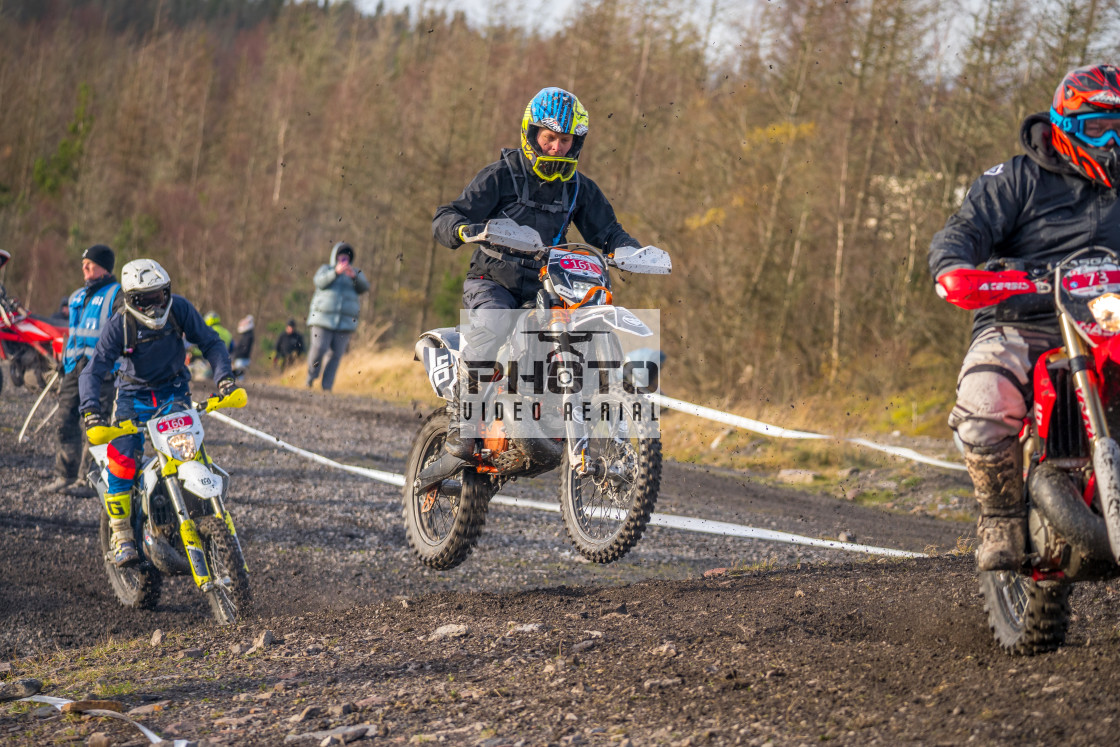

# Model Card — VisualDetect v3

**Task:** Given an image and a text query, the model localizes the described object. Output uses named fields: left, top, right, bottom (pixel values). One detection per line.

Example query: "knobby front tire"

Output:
left=198, top=515, right=251, bottom=626
left=980, top=570, right=1072, bottom=655
left=560, top=389, right=662, bottom=563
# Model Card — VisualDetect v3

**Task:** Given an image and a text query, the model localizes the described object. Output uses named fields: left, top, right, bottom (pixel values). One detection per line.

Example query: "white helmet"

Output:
left=121, top=259, right=173, bottom=329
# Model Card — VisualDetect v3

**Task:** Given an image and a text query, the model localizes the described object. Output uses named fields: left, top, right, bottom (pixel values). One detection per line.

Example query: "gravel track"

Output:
left=4, top=380, right=1119, bottom=745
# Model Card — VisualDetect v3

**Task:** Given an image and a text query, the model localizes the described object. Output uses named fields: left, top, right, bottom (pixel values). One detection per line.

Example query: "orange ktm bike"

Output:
left=404, top=220, right=671, bottom=570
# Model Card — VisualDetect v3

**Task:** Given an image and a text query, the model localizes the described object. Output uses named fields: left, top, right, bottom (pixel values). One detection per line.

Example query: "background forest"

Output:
left=2, top=0, right=1120, bottom=420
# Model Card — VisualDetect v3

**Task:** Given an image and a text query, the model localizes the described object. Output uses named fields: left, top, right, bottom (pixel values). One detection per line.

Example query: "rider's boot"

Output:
left=104, top=491, right=139, bottom=568
left=964, top=437, right=1026, bottom=572
left=444, top=360, right=477, bottom=461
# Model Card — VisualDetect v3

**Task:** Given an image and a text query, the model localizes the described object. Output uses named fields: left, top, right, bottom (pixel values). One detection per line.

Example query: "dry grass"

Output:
left=271, top=344, right=441, bottom=407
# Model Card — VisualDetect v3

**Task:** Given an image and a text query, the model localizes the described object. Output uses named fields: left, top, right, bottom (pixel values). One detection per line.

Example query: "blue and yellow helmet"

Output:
left=520, top=87, right=589, bottom=182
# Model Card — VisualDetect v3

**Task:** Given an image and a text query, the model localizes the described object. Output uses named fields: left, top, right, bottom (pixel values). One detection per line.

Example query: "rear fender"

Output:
left=415, top=329, right=460, bottom=400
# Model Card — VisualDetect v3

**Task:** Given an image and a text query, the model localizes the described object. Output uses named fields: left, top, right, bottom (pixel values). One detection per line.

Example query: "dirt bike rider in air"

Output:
left=431, top=86, right=651, bottom=465
left=929, top=63, right=1120, bottom=571
left=78, top=258, right=239, bottom=567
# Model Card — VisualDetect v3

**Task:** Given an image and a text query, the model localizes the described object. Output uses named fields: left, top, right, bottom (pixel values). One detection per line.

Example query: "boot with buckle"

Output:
left=104, top=492, right=139, bottom=568
left=444, top=361, right=477, bottom=461
left=964, top=437, right=1026, bottom=572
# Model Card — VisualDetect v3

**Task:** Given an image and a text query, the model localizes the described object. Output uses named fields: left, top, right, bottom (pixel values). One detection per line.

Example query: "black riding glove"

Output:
left=217, top=376, right=239, bottom=398
left=455, top=223, right=486, bottom=247
left=81, top=411, right=107, bottom=431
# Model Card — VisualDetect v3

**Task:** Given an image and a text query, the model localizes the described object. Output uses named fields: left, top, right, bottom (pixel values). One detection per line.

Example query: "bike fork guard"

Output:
left=178, top=518, right=212, bottom=589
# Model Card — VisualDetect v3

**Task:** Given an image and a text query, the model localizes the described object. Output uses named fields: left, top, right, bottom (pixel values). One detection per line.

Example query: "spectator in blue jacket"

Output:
left=79, top=258, right=237, bottom=567
left=45, top=244, right=122, bottom=496
left=305, top=242, right=369, bottom=392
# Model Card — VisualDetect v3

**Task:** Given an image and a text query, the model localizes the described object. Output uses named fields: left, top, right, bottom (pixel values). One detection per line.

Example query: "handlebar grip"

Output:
left=201, top=387, right=248, bottom=413
left=86, top=420, right=138, bottom=446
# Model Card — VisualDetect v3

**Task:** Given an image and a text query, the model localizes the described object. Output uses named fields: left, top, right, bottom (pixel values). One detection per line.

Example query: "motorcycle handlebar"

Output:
left=85, top=389, right=248, bottom=445
left=198, top=387, right=248, bottom=413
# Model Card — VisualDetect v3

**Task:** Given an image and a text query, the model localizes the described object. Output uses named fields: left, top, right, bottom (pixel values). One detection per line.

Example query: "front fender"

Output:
left=177, top=459, right=223, bottom=500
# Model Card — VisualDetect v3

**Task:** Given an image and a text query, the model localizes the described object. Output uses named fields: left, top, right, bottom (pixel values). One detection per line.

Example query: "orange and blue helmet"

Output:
left=1050, top=63, right=1120, bottom=188
left=520, top=87, right=589, bottom=182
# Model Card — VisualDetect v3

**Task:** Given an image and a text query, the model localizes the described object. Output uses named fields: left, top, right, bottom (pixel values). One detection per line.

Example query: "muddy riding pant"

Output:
left=948, top=326, right=1060, bottom=448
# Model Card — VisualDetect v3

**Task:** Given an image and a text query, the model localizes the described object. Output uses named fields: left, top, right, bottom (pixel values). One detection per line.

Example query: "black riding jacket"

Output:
left=928, top=112, right=1120, bottom=339
left=432, top=149, right=640, bottom=299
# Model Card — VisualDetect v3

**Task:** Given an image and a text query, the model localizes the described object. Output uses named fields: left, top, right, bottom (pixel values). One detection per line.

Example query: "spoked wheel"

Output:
left=402, top=410, right=491, bottom=570
left=99, top=500, right=161, bottom=609
left=197, top=515, right=251, bottom=625
left=560, top=392, right=661, bottom=563
left=980, top=570, right=1072, bottom=655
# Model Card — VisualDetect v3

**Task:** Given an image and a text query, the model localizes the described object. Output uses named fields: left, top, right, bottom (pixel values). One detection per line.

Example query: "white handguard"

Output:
left=467, top=218, right=546, bottom=255
left=611, top=245, right=672, bottom=275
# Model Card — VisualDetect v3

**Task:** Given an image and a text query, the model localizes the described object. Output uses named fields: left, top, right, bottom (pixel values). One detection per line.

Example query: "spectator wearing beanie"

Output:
left=45, top=244, right=123, bottom=496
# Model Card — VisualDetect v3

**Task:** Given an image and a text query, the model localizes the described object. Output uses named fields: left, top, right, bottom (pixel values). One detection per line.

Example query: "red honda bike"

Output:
left=958, top=247, right=1120, bottom=653
left=0, top=249, right=67, bottom=434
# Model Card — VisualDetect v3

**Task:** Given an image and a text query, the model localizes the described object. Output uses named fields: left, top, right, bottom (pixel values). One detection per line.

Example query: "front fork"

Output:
left=1060, top=315, right=1120, bottom=561
left=1060, top=315, right=1109, bottom=443
left=159, top=453, right=246, bottom=590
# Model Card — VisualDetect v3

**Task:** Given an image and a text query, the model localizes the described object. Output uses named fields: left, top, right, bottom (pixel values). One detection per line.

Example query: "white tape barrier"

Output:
left=491, top=495, right=924, bottom=558
left=210, top=411, right=406, bottom=487
left=208, top=412, right=926, bottom=559
left=650, top=393, right=967, bottom=472
left=19, top=695, right=187, bottom=746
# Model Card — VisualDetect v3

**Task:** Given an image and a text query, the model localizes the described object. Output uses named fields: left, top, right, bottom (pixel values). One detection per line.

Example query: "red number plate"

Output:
left=156, top=414, right=193, bottom=433
left=558, top=255, right=603, bottom=277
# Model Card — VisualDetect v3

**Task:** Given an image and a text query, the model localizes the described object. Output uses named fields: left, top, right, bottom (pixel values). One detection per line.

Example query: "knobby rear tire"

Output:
left=197, top=515, right=251, bottom=626
left=980, top=570, right=1072, bottom=655
left=99, top=505, right=161, bottom=610
left=402, top=410, right=490, bottom=571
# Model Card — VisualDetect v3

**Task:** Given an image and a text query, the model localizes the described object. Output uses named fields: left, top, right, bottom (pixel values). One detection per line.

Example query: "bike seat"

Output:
left=419, top=327, right=461, bottom=352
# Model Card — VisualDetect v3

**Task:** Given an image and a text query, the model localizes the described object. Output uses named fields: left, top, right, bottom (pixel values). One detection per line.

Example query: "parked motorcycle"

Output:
left=961, top=248, right=1120, bottom=653
left=404, top=219, right=671, bottom=570
left=86, top=388, right=251, bottom=624
left=0, top=249, right=66, bottom=399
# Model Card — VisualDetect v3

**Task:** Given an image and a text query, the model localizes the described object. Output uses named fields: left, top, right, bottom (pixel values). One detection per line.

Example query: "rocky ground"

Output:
left=2, top=379, right=1119, bottom=746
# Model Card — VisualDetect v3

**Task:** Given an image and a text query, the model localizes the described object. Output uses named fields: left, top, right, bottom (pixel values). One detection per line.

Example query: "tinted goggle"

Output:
left=128, top=288, right=169, bottom=311
left=532, top=155, right=579, bottom=182
left=1051, top=107, right=1120, bottom=147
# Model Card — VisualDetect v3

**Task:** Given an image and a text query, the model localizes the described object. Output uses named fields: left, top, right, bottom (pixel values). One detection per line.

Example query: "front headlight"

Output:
left=166, top=433, right=198, bottom=461
left=560, top=280, right=602, bottom=305
left=1089, top=293, right=1120, bottom=333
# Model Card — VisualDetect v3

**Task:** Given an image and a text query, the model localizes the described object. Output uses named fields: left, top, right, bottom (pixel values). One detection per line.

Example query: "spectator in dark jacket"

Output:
left=306, top=242, right=369, bottom=392
left=273, top=319, right=305, bottom=369
left=231, top=314, right=254, bottom=379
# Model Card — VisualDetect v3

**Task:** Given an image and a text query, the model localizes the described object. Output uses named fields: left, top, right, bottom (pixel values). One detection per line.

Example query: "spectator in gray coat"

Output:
left=306, top=242, right=370, bottom=391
